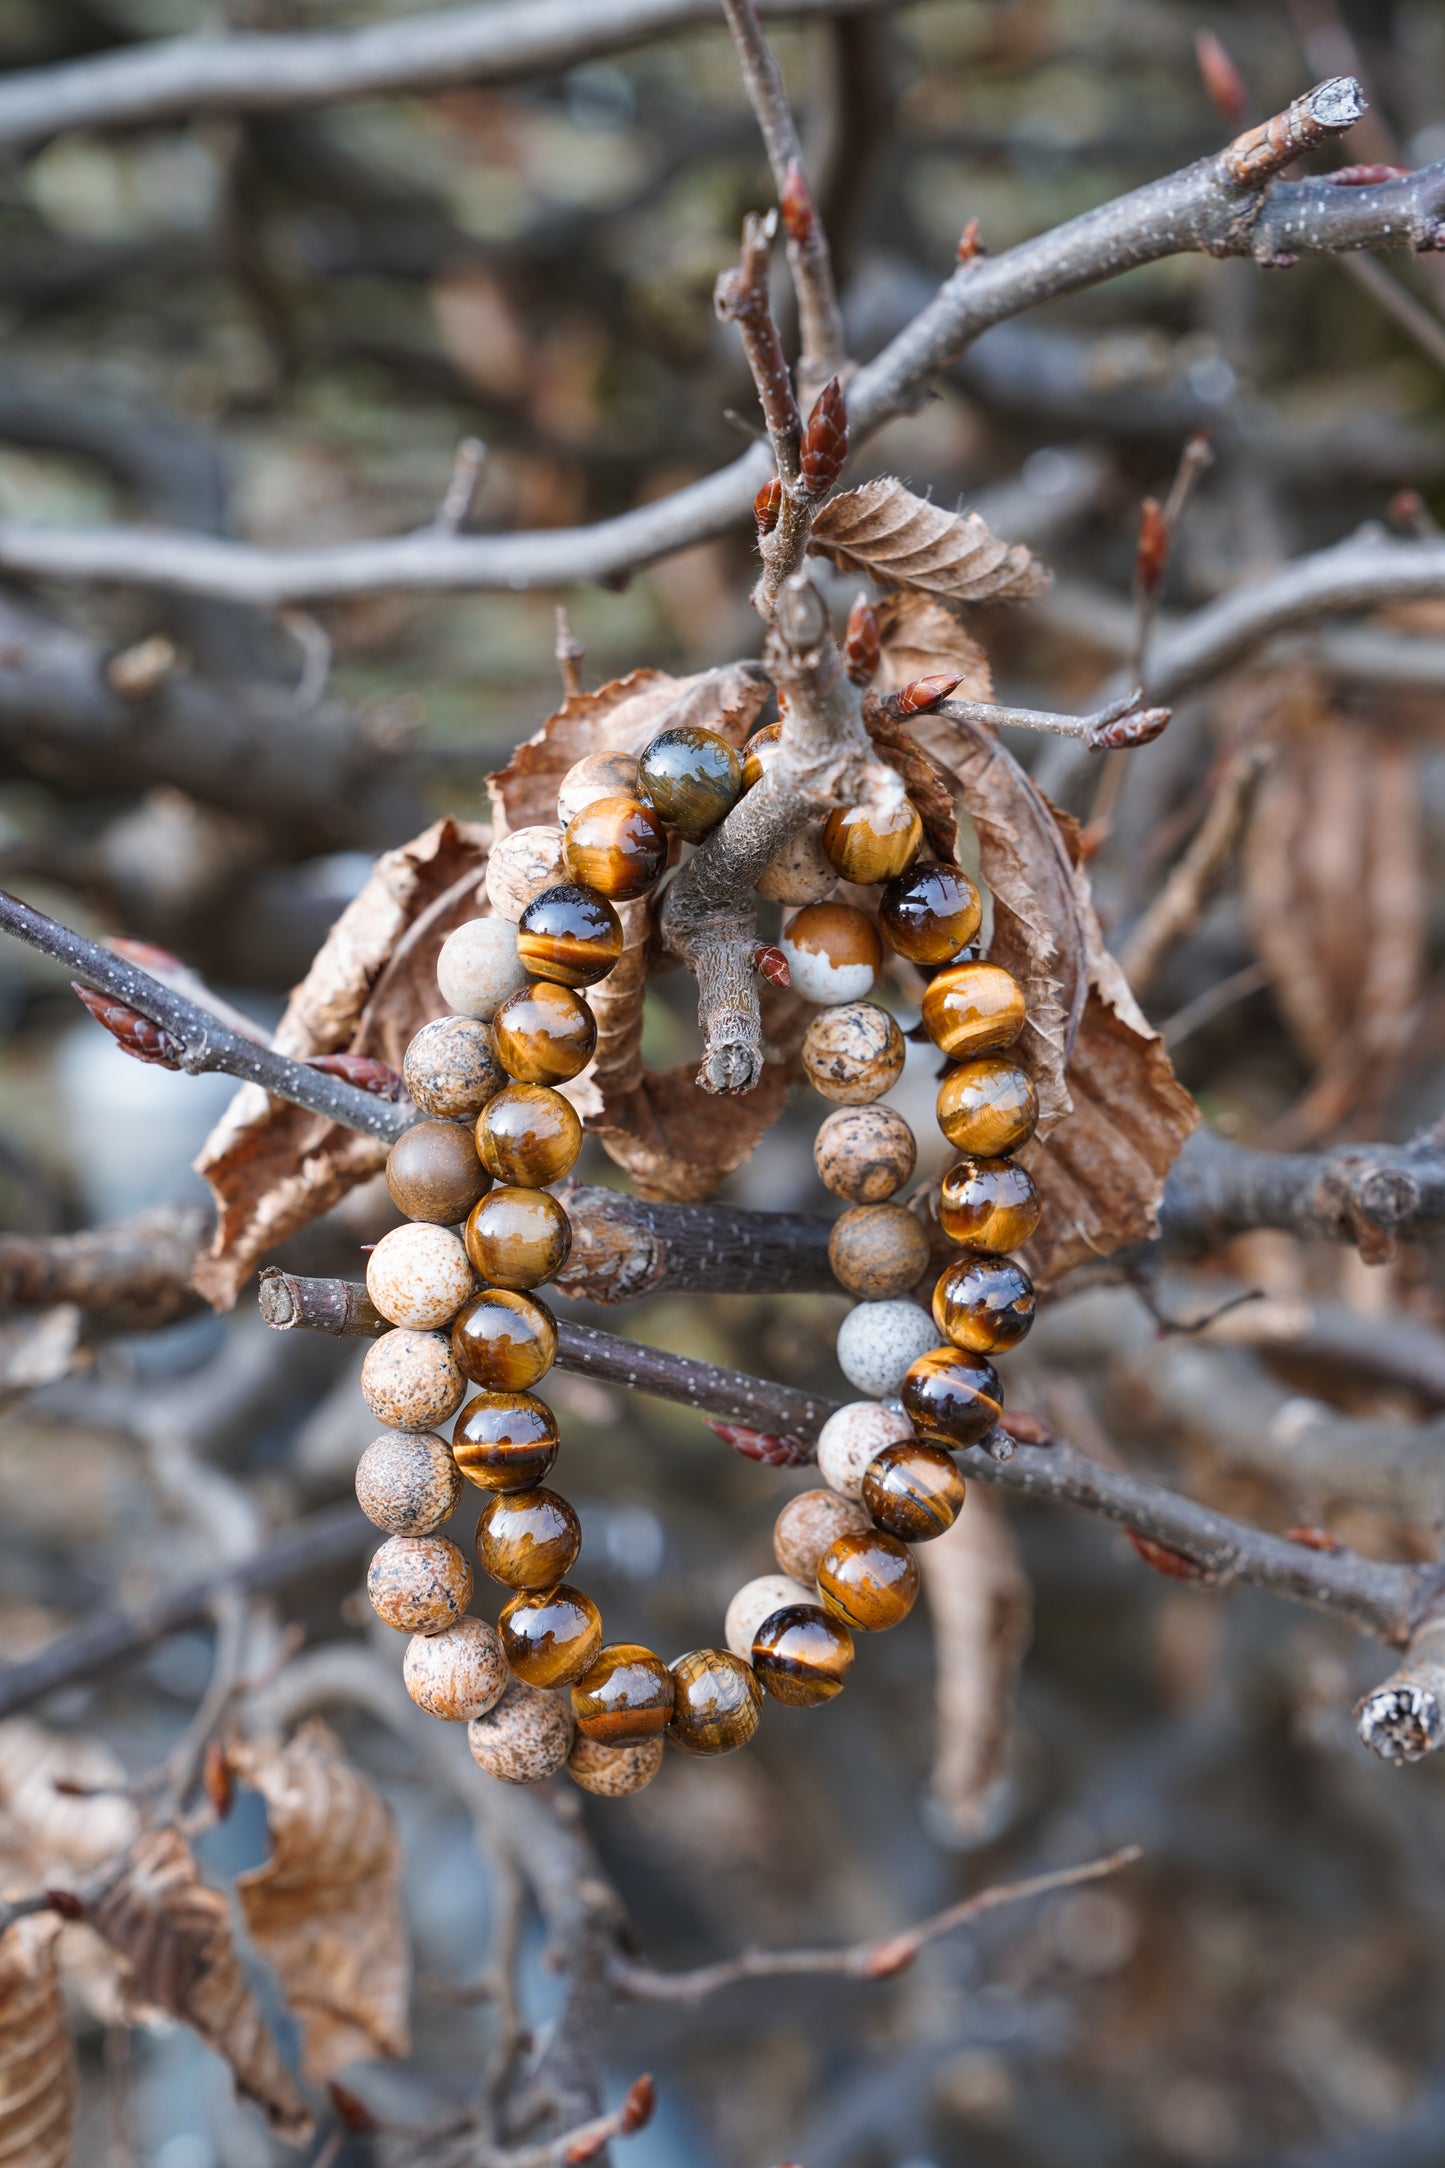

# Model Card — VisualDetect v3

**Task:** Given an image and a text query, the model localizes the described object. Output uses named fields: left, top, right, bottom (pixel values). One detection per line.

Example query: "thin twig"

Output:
left=931, top=688, right=1171, bottom=750
left=553, top=606, right=585, bottom=698
left=433, top=438, right=487, bottom=535
left=1159, top=962, right=1271, bottom=1049
left=1119, top=744, right=1271, bottom=995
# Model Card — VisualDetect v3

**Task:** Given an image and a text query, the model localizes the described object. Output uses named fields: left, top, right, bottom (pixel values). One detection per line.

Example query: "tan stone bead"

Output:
left=724, top=1573, right=814, bottom=1661
left=556, top=750, right=643, bottom=828
left=385, top=1119, right=490, bottom=1226
left=772, top=1488, right=870, bottom=1584
left=435, top=916, right=530, bottom=1023
left=361, top=1329, right=467, bottom=1432
left=814, top=1105, right=917, bottom=1202
left=828, top=1201, right=931, bottom=1300
left=403, top=1616, right=509, bottom=1720
left=468, top=1677, right=574, bottom=1784
left=814, top=1400, right=914, bottom=1501
left=355, top=1430, right=462, bottom=1535
left=403, top=1016, right=506, bottom=1122
left=485, top=826, right=568, bottom=921
left=567, top=1733, right=664, bottom=1798
left=801, top=1002, right=904, bottom=1104
left=367, top=1533, right=473, bottom=1634
left=755, top=823, right=837, bottom=906
left=366, top=1222, right=475, bottom=1331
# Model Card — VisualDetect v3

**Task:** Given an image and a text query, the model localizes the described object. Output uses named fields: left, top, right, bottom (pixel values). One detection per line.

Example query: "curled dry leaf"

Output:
left=918, top=1489, right=1032, bottom=1845
left=0, top=1718, right=138, bottom=2030
left=873, top=592, right=991, bottom=703
left=810, top=479, right=1049, bottom=606
left=0, top=1915, right=75, bottom=2168
left=91, top=1828, right=312, bottom=2143
left=230, top=1720, right=408, bottom=2083
left=192, top=817, right=490, bottom=1310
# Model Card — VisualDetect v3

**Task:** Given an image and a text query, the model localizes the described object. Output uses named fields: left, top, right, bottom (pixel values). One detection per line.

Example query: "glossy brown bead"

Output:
left=451, top=1288, right=557, bottom=1391
left=752, top=1604, right=854, bottom=1707
left=814, top=1105, right=917, bottom=1203
left=386, top=1119, right=490, bottom=1225
left=936, top=1056, right=1038, bottom=1158
left=667, top=1648, right=762, bottom=1756
left=562, top=795, right=668, bottom=900
left=828, top=1201, right=931, bottom=1300
left=879, top=862, right=982, bottom=965
left=933, top=1254, right=1036, bottom=1355
left=476, top=1486, right=581, bottom=1591
left=862, top=1440, right=967, bottom=1543
left=516, top=882, right=623, bottom=989
left=637, top=726, right=743, bottom=841
left=499, top=1582, right=603, bottom=1687
left=816, top=1528, right=920, bottom=1632
left=463, top=1186, right=572, bottom=1290
left=821, top=799, right=923, bottom=886
left=901, top=1344, right=1004, bottom=1449
left=938, top=1154, right=1042, bottom=1254
left=740, top=720, right=782, bottom=790
left=493, top=980, right=597, bottom=1086
left=475, top=1083, right=582, bottom=1188
left=921, top=962, right=1026, bottom=1062
left=571, top=1643, right=675, bottom=1747
left=452, top=1390, right=560, bottom=1492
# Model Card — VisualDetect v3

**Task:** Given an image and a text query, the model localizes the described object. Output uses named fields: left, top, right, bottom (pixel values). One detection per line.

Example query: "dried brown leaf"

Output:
left=0, top=1916, right=75, bottom=2168
left=918, top=1490, right=1031, bottom=1845
left=192, top=818, right=489, bottom=1309
left=91, top=1829, right=312, bottom=2142
left=864, top=705, right=959, bottom=861
left=873, top=593, right=993, bottom=701
left=0, top=1721, right=138, bottom=2031
left=586, top=1060, right=793, bottom=1203
left=230, top=1721, right=408, bottom=2084
left=811, top=479, right=1049, bottom=606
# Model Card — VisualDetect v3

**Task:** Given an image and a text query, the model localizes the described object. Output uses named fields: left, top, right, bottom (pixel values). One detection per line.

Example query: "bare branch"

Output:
left=0, top=1205, right=207, bottom=1332
left=1158, top=1122, right=1445, bottom=1263
left=931, top=688, right=1171, bottom=750
left=714, top=210, right=803, bottom=481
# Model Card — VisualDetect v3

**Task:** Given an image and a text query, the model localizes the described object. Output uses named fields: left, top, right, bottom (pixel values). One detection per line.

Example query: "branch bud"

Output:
left=753, top=944, right=791, bottom=988
left=1135, top=495, right=1169, bottom=597
left=780, top=157, right=817, bottom=248
left=702, top=1417, right=811, bottom=1467
left=754, top=476, right=782, bottom=537
left=1087, top=703, right=1172, bottom=752
left=844, top=594, right=880, bottom=685
left=1124, top=1529, right=1211, bottom=1581
left=956, top=216, right=986, bottom=265
left=1193, top=30, right=1248, bottom=123
left=73, top=983, right=186, bottom=1070
left=886, top=672, right=963, bottom=717
left=305, top=1052, right=403, bottom=1099
left=800, top=376, right=848, bottom=499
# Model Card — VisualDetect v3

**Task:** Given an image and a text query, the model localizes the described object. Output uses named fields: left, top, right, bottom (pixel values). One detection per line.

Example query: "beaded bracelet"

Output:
left=350, top=675, right=1039, bottom=1801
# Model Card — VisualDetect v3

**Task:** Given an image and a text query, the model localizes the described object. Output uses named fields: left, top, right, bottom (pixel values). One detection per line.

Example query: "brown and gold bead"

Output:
left=816, top=1528, right=920, bottom=1633
left=562, top=795, right=668, bottom=900
left=571, top=1643, right=676, bottom=1747
left=516, top=882, right=623, bottom=989
left=667, top=1648, right=762, bottom=1755
left=452, top=1390, right=560, bottom=1492
left=463, top=1186, right=572, bottom=1290
left=801, top=1000, right=904, bottom=1104
left=637, top=726, right=743, bottom=841
left=475, top=1083, right=582, bottom=1189
left=476, top=1485, right=582, bottom=1591
left=932, top=1254, right=1036, bottom=1355
left=556, top=749, right=643, bottom=828
left=740, top=720, right=782, bottom=790
left=879, top=861, right=983, bottom=965
left=451, top=1288, right=557, bottom=1392
left=386, top=1119, right=490, bottom=1225
left=938, top=1154, right=1041, bottom=1254
left=493, top=980, right=597, bottom=1086
left=861, top=1440, right=967, bottom=1543
left=901, top=1344, right=1003, bottom=1449
left=921, top=962, right=1027, bottom=1062
left=751, top=1605, right=854, bottom=1707
left=821, top=798, right=923, bottom=886
left=499, top=1582, right=603, bottom=1687
left=936, top=1055, right=1038, bottom=1158
left=813, top=1105, right=917, bottom=1203
left=828, top=1201, right=931, bottom=1301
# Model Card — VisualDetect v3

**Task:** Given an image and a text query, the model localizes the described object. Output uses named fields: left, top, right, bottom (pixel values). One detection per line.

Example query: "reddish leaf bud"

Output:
left=800, top=377, right=848, bottom=499
left=753, top=943, right=791, bottom=988
left=755, top=476, right=783, bottom=537
left=1124, top=1529, right=1210, bottom=1581
left=702, top=1417, right=811, bottom=1467
left=306, top=1051, right=403, bottom=1099
left=887, top=672, right=964, bottom=717
left=73, top=983, right=186, bottom=1070
left=620, top=2076, right=657, bottom=2135
left=46, top=1888, right=87, bottom=1920
left=999, top=1410, right=1054, bottom=1448
left=780, top=158, right=817, bottom=248
left=1285, top=1525, right=1343, bottom=1553
left=844, top=594, right=881, bottom=685
left=1087, top=704, right=1172, bottom=753
left=859, top=1935, right=917, bottom=1979
left=203, top=1740, right=235, bottom=1820
left=1324, top=163, right=1410, bottom=186
left=956, top=216, right=986, bottom=265
left=1135, top=495, right=1169, bottom=598
left=1194, top=29, right=1248, bottom=122
left=328, top=2083, right=379, bottom=2135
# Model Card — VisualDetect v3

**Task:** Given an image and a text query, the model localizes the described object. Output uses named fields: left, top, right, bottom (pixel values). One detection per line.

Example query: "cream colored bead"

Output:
left=724, top=1574, right=814, bottom=1661
left=436, top=916, right=529, bottom=1022
left=755, top=823, right=836, bottom=906
left=836, top=1300, right=936, bottom=1398
left=403, top=1617, right=509, bottom=1720
left=361, top=1329, right=466, bottom=1432
left=556, top=750, right=642, bottom=827
left=468, top=1676, right=574, bottom=1784
left=815, top=1401, right=915, bottom=1500
left=366, top=1223, right=474, bottom=1331
left=485, top=826, right=568, bottom=921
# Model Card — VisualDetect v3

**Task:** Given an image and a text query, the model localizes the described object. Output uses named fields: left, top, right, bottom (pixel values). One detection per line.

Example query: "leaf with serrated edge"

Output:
left=812, top=479, right=1049, bottom=605
left=873, top=593, right=992, bottom=699
left=0, top=1915, right=76, bottom=2168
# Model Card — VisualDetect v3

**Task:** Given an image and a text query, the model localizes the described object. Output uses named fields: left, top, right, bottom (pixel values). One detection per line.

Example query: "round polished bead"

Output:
left=452, top=1390, right=560, bottom=1492
left=476, top=1083, right=583, bottom=1188
left=485, top=824, right=568, bottom=921
left=740, top=720, right=782, bottom=790
left=556, top=750, right=643, bottom=829
left=463, top=1186, right=572, bottom=1290
left=668, top=1648, right=762, bottom=1756
left=516, top=882, right=623, bottom=989
left=755, top=822, right=836, bottom=906
left=828, top=1201, right=931, bottom=1301
left=567, top=1733, right=664, bottom=1797
left=752, top=1605, right=854, bottom=1706
left=571, top=1643, right=675, bottom=1747
left=386, top=1119, right=490, bottom=1226
left=922, top=961, right=1026, bottom=1061
left=638, top=726, right=743, bottom=841
left=817, top=1528, right=919, bottom=1632
left=879, top=862, right=983, bottom=965
left=356, top=1430, right=462, bottom=1535
left=477, top=1487, right=581, bottom=1591
left=781, top=903, right=882, bottom=1006
left=367, top=1533, right=472, bottom=1634
left=403, top=1616, right=508, bottom=1720
left=836, top=1299, right=936, bottom=1398
left=366, top=1222, right=474, bottom=1331
left=468, top=1676, right=573, bottom=1785
left=938, top=1154, right=1041, bottom=1254
left=772, top=1489, right=870, bottom=1585
left=814, top=1105, right=917, bottom=1203
left=862, top=1439, right=967, bottom=1542
left=361, top=1329, right=466, bottom=1432
left=403, top=1016, right=506, bottom=1122
left=499, top=1582, right=603, bottom=1687
left=451, top=1288, right=557, bottom=1391
left=815, top=1400, right=914, bottom=1501
left=802, top=1001, right=904, bottom=1104
left=822, top=799, right=923, bottom=886
left=901, top=1345, right=1004, bottom=1449
left=933, top=1254, right=1036, bottom=1355
left=493, top=981, right=597, bottom=1086
left=936, top=1056, right=1039, bottom=1158
left=724, top=1573, right=814, bottom=1662
left=435, top=916, right=530, bottom=1022
left=563, top=796, right=668, bottom=900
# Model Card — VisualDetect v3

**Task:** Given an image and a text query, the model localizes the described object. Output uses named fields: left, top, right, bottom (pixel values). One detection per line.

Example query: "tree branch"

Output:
left=0, top=1204, right=207, bottom=1331
left=932, top=688, right=1171, bottom=750
left=1357, top=1615, right=1445, bottom=1764
left=1158, top=1123, right=1445, bottom=1264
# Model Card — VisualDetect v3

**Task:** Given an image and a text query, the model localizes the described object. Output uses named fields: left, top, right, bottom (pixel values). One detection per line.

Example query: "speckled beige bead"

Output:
left=355, top=1430, right=461, bottom=1535
left=435, top=916, right=530, bottom=1022
left=403, top=1616, right=509, bottom=1720
left=556, top=749, right=642, bottom=827
left=773, top=1488, right=871, bottom=1585
left=755, top=823, right=837, bottom=906
left=828, top=1201, right=932, bottom=1300
left=724, top=1574, right=814, bottom=1661
left=814, top=1105, right=917, bottom=1203
left=403, top=1016, right=506, bottom=1122
left=815, top=1401, right=915, bottom=1501
left=366, top=1223, right=475, bottom=1331
left=485, top=826, right=568, bottom=921
left=367, top=1533, right=473, bottom=1634
left=361, top=1329, right=467, bottom=1432
left=468, top=1676, right=574, bottom=1784
left=566, top=1733, right=664, bottom=1798
left=802, top=1002, right=905, bottom=1104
